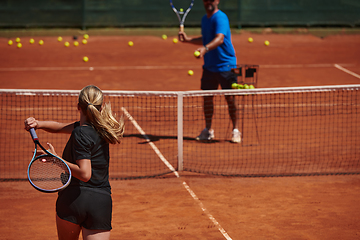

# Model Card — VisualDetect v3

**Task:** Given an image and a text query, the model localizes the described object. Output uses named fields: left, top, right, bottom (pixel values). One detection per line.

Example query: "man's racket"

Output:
left=169, top=0, right=194, bottom=41
left=27, top=128, right=71, bottom=193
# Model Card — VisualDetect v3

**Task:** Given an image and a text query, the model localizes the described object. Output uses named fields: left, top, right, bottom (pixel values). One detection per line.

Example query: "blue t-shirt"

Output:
left=201, top=10, right=237, bottom=72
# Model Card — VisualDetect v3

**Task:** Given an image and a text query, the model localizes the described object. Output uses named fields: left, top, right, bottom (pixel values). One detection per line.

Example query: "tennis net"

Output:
left=1, top=85, right=359, bottom=180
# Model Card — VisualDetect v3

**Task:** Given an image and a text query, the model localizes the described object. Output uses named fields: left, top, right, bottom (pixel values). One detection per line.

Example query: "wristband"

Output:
left=204, top=45, right=209, bottom=52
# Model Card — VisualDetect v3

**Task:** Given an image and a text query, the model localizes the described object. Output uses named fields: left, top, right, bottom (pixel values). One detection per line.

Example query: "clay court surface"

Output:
left=1, top=30, right=360, bottom=239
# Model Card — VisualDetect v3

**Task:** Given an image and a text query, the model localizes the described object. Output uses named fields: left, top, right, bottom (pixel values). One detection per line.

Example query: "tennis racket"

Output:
left=169, top=0, right=194, bottom=41
left=27, top=128, right=71, bottom=193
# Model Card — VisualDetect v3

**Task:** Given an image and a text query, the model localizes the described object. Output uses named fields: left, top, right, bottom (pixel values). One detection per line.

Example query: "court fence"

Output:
left=0, top=0, right=359, bottom=29
left=1, top=85, right=359, bottom=181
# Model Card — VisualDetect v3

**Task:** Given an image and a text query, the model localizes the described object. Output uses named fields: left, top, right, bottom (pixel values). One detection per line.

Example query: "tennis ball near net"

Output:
left=264, top=40, right=270, bottom=46
left=39, top=40, right=44, bottom=45
left=57, top=36, right=63, bottom=42
left=29, top=39, right=35, bottom=44
left=74, top=41, right=79, bottom=47
left=83, top=56, right=89, bottom=62
left=64, top=41, right=70, bottom=47
left=8, top=40, right=13, bottom=46
left=83, top=34, right=89, bottom=39
left=128, top=41, right=134, bottom=47
left=82, top=39, right=87, bottom=45
left=15, top=37, right=21, bottom=43
left=248, top=37, right=253, bottom=43
left=173, top=38, right=178, bottom=44
left=17, top=43, right=22, bottom=48
left=188, top=70, right=194, bottom=76
left=231, top=83, right=238, bottom=89
left=162, top=34, right=167, bottom=40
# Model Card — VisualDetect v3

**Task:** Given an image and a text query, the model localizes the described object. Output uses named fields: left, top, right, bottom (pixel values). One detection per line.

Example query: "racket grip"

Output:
left=179, top=25, right=185, bottom=42
left=29, top=128, right=39, bottom=141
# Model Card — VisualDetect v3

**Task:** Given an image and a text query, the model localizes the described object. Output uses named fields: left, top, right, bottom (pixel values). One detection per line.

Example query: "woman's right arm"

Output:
left=24, top=117, right=75, bottom=134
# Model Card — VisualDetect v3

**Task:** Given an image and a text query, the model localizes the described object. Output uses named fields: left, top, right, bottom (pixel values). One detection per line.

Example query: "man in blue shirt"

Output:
left=179, top=0, right=241, bottom=143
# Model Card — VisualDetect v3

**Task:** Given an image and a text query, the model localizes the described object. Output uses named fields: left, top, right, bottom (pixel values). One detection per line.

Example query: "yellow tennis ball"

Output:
left=83, top=34, right=89, bottom=39
left=8, top=40, right=13, bottom=46
left=162, top=34, right=167, bottom=40
left=188, top=70, right=194, bottom=76
left=194, top=51, right=200, bottom=57
left=74, top=41, right=79, bottom=46
left=128, top=41, right=134, bottom=47
left=57, top=36, right=63, bottom=42
left=82, top=39, right=87, bottom=44
left=29, top=38, right=35, bottom=44
left=64, top=41, right=70, bottom=47
left=39, top=40, right=44, bottom=45
left=173, top=38, right=178, bottom=44
left=180, top=8, right=184, bottom=12
left=264, top=40, right=270, bottom=46
left=231, top=83, right=238, bottom=89
left=83, top=56, right=89, bottom=62
left=17, top=43, right=22, bottom=48
left=248, top=37, right=253, bottom=43
left=15, top=37, right=21, bottom=43
left=249, top=85, right=255, bottom=89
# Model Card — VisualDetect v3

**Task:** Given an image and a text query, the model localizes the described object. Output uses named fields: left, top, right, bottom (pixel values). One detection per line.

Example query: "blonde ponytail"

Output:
left=79, top=85, right=125, bottom=144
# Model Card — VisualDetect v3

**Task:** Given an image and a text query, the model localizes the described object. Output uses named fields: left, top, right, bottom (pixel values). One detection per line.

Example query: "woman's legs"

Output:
left=82, top=228, right=110, bottom=240
left=56, top=214, right=81, bottom=240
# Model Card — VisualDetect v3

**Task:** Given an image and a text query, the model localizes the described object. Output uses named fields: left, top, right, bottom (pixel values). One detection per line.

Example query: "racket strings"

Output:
left=29, top=155, right=70, bottom=191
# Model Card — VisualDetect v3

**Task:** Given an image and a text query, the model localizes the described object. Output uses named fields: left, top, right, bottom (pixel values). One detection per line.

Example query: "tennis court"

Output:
left=1, top=29, right=360, bottom=239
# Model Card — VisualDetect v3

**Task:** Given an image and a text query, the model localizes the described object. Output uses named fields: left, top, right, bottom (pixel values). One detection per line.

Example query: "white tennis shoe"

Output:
left=231, top=129, right=241, bottom=143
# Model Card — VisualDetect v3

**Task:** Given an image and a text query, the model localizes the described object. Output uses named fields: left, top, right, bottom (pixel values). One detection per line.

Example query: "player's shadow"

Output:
left=123, top=134, right=220, bottom=144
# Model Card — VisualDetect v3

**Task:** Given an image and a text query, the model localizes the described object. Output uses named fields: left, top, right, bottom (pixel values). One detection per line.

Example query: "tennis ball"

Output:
left=83, top=34, right=89, bottom=39
left=83, top=56, right=89, bottom=62
left=8, top=40, right=13, bottom=46
left=57, top=36, right=62, bottom=42
left=82, top=39, right=87, bottom=44
left=64, top=41, right=70, bottom=47
left=231, top=83, right=238, bottom=89
left=74, top=41, right=79, bottom=47
left=39, top=40, right=44, bottom=45
left=249, top=85, right=255, bottom=89
left=17, top=43, right=22, bottom=48
left=173, top=38, right=178, bottom=44
left=29, top=38, right=35, bottom=44
left=244, top=84, right=250, bottom=89
left=194, top=51, right=201, bottom=58
left=264, top=40, right=270, bottom=46
left=188, top=70, right=194, bottom=76
left=15, top=37, right=21, bottom=43
left=162, top=34, right=167, bottom=40
left=180, top=8, right=184, bottom=12
left=248, top=37, right=253, bottom=43
left=128, top=41, right=134, bottom=46
left=237, top=84, right=244, bottom=89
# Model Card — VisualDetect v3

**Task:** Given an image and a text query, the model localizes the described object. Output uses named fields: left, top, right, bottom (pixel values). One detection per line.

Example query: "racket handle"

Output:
left=179, top=25, right=184, bottom=42
left=29, top=128, right=39, bottom=141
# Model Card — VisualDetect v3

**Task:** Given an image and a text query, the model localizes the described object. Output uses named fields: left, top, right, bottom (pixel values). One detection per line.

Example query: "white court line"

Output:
left=0, top=63, right=356, bottom=72
left=334, top=64, right=360, bottom=79
left=121, top=107, right=232, bottom=240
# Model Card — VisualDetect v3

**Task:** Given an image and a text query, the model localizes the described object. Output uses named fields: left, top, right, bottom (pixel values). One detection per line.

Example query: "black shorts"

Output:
left=56, top=186, right=112, bottom=230
left=201, top=68, right=237, bottom=90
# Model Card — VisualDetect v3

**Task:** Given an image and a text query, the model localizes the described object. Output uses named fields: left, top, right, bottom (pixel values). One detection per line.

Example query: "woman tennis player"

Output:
left=24, top=85, right=125, bottom=240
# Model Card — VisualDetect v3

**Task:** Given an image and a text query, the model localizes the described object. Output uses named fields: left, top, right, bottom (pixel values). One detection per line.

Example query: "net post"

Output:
left=177, top=92, right=184, bottom=172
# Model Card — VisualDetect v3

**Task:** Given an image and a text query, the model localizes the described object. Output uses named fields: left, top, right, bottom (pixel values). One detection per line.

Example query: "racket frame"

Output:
left=169, top=0, right=194, bottom=32
left=27, top=128, right=71, bottom=193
